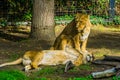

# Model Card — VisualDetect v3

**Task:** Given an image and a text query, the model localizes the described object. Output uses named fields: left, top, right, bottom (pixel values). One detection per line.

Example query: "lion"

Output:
left=0, top=46, right=88, bottom=72
left=51, top=13, right=93, bottom=63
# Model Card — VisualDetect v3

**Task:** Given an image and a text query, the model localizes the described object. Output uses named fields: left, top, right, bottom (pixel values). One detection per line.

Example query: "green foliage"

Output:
left=38, top=67, right=57, bottom=75
left=90, top=16, right=120, bottom=25
left=55, top=15, right=120, bottom=25
left=8, top=0, right=33, bottom=21
left=55, top=15, right=74, bottom=21
left=4, top=0, right=119, bottom=22
left=113, top=16, right=120, bottom=25
left=28, top=66, right=65, bottom=80
left=0, top=70, right=28, bottom=80
left=22, top=11, right=32, bottom=21
left=68, top=75, right=93, bottom=80
left=69, top=64, right=92, bottom=73
left=0, top=18, right=7, bottom=27
left=36, top=66, right=64, bottom=75
left=90, top=16, right=106, bottom=25
left=79, top=64, right=92, bottom=70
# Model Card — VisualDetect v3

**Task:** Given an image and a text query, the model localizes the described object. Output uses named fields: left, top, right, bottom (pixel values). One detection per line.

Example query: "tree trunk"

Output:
left=30, top=0, right=55, bottom=46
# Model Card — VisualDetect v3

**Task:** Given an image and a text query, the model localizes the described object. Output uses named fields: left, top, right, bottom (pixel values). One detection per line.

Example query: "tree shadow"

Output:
left=1, top=29, right=119, bottom=50
left=0, top=30, right=52, bottom=49
left=0, top=30, right=28, bottom=42
left=8, top=30, right=29, bottom=35
left=88, top=31, right=120, bottom=50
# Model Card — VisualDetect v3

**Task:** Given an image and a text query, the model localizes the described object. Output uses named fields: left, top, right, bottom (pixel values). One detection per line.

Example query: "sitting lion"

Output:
left=51, top=13, right=93, bottom=63
left=0, top=46, right=88, bottom=71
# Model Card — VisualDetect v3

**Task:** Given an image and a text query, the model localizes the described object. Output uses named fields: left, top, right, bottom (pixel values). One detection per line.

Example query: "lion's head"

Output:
left=75, top=13, right=92, bottom=33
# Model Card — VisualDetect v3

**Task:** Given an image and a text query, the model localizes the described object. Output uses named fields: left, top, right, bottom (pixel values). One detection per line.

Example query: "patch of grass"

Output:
left=69, top=63, right=92, bottom=73
left=55, top=15, right=120, bottom=25
left=35, top=66, right=64, bottom=75
left=68, top=76, right=93, bottom=80
left=0, top=70, right=28, bottom=80
left=9, top=53, right=21, bottom=60
left=79, top=64, right=92, bottom=71
left=113, top=16, right=120, bottom=25
left=37, top=67, right=58, bottom=75
left=55, top=15, right=74, bottom=21
left=28, top=66, right=65, bottom=80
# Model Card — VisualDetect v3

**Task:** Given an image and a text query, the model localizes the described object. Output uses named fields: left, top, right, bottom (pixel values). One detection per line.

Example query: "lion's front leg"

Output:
left=81, top=38, right=88, bottom=53
left=74, top=34, right=81, bottom=51
left=75, top=42, right=81, bottom=52
left=31, top=53, right=44, bottom=70
left=81, top=39, right=89, bottom=64
left=22, top=58, right=32, bottom=71
left=24, top=65, right=32, bottom=72
left=73, top=54, right=83, bottom=66
left=31, top=62, right=39, bottom=69
left=60, top=38, right=68, bottom=50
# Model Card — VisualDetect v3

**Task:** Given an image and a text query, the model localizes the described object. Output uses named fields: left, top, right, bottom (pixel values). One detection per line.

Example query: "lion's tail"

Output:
left=0, top=58, right=22, bottom=67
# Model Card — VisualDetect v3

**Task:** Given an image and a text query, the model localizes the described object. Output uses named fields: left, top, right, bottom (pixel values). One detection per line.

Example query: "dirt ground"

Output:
left=0, top=25, right=120, bottom=80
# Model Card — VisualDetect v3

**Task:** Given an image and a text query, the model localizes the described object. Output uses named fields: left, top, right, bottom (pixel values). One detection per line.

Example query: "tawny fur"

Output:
left=51, top=13, right=92, bottom=52
left=0, top=58, right=22, bottom=67
left=51, top=13, right=92, bottom=63
left=0, top=46, right=83, bottom=71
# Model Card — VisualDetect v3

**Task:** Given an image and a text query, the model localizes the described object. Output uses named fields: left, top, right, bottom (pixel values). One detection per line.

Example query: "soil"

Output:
left=0, top=26, right=120, bottom=80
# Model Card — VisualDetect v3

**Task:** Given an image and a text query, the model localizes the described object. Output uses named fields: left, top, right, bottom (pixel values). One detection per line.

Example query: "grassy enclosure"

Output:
left=0, top=0, right=120, bottom=80
left=0, top=12, right=120, bottom=80
left=0, top=23, right=120, bottom=80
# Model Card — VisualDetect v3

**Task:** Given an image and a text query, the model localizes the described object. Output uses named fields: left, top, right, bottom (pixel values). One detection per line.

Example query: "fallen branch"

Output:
left=91, top=55, right=120, bottom=79
left=103, top=55, right=120, bottom=62
left=92, top=60, right=118, bottom=66
left=91, top=65, right=120, bottom=79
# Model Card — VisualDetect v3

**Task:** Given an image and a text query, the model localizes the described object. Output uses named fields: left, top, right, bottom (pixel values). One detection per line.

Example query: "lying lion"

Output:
left=0, top=46, right=90, bottom=72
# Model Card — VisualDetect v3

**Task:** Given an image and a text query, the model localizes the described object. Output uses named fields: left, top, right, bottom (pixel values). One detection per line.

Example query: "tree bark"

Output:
left=30, top=0, right=55, bottom=46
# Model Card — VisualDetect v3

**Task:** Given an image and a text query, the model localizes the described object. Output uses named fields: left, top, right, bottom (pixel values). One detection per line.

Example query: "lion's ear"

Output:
left=84, top=14, right=89, bottom=19
left=75, top=13, right=79, bottom=18
left=87, top=15, right=90, bottom=18
left=76, top=13, right=79, bottom=16
left=75, top=13, right=82, bottom=21
left=76, top=13, right=82, bottom=17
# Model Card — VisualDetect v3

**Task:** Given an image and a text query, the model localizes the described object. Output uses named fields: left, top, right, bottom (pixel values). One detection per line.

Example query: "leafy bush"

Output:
left=22, top=11, right=32, bottom=21
left=55, top=15, right=120, bottom=25
left=36, top=66, right=64, bottom=75
left=0, top=70, right=28, bottom=80
left=0, top=18, right=7, bottom=28
left=113, top=16, right=120, bottom=25
left=7, top=0, right=33, bottom=21
left=90, top=16, right=106, bottom=25
left=55, top=15, right=74, bottom=21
